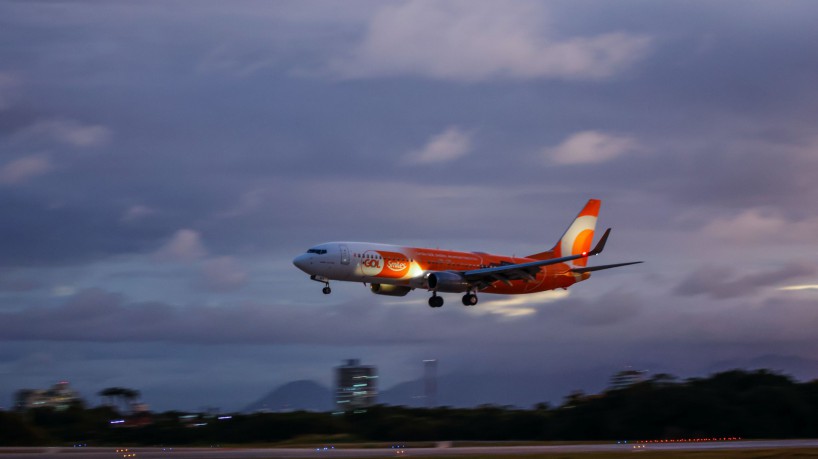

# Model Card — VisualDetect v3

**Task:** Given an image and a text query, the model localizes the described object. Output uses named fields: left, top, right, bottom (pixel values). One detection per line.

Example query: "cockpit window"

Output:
left=307, top=249, right=327, bottom=255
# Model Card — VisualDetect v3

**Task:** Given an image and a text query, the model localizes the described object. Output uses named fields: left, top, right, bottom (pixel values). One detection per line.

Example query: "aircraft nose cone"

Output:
left=293, top=254, right=310, bottom=273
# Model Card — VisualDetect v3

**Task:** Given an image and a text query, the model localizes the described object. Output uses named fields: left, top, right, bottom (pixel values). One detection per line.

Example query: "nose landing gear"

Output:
left=310, top=275, right=331, bottom=295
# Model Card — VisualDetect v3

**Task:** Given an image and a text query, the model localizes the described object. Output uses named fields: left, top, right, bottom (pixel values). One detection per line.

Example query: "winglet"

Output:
left=588, top=228, right=611, bottom=256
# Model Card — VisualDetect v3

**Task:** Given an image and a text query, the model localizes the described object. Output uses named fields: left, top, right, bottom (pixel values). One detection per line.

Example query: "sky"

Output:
left=1, top=0, right=818, bottom=412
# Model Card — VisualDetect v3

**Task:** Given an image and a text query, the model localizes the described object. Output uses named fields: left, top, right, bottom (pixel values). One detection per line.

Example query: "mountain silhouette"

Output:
left=243, top=380, right=333, bottom=412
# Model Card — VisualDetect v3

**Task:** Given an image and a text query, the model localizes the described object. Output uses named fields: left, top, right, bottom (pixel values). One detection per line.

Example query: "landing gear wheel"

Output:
left=428, top=295, right=444, bottom=308
left=322, top=286, right=331, bottom=295
left=462, top=293, right=478, bottom=306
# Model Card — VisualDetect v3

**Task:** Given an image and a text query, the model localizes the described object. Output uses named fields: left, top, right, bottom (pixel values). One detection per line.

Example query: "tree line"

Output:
left=3, top=369, right=818, bottom=446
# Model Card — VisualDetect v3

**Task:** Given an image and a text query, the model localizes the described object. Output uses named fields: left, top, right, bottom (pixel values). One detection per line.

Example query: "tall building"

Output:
left=335, top=359, right=377, bottom=411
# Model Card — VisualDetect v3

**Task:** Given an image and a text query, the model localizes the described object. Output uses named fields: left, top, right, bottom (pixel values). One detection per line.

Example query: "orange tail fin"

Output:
left=527, top=199, right=601, bottom=267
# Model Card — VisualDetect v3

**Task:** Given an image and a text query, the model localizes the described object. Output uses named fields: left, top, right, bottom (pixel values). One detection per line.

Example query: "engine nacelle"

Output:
left=370, top=284, right=412, bottom=297
left=426, top=271, right=470, bottom=293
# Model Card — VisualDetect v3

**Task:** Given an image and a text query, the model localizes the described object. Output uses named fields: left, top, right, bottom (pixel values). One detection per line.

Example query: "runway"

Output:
left=3, top=440, right=818, bottom=458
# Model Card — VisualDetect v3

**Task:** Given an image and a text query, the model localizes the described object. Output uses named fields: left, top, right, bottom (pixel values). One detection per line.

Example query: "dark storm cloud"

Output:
left=0, top=288, right=543, bottom=345
left=11, top=283, right=816, bottom=354
left=653, top=140, right=818, bottom=218
left=674, top=263, right=817, bottom=300
left=0, top=277, right=41, bottom=293
left=1, top=0, right=817, bottom=270
left=0, top=191, right=173, bottom=266
left=0, top=287, right=646, bottom=349
left=549, top=289, right=643, bottom=327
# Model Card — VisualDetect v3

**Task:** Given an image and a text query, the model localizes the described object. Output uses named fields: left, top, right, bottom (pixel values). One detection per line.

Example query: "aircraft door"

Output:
left=340, top=244, right=350, bottom=265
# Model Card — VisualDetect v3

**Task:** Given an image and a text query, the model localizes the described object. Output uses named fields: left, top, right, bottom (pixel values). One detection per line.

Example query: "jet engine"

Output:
left=370, top=284, right=412, bottom=297
left=426, top=271, right=470, bottom=293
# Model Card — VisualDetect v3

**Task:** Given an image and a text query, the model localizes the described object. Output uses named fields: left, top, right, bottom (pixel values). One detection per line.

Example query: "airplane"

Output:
left=292, top=199, right=641, bottom=308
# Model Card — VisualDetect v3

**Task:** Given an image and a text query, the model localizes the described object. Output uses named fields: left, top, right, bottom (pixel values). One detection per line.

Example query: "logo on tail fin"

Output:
left=554, top=199, right=600, bottom=267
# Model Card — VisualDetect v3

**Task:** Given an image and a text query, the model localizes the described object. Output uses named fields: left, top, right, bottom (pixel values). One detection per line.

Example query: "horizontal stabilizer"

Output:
left=571, top=261, right=643, bottom=274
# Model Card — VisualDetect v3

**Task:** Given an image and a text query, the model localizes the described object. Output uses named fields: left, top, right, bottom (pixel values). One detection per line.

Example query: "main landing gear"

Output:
left=462, top=293, right=478, bottom=306
left=322, top=285, right=331, bottom=295
left=428, top=292, right=479, bottom=308
left=428, top=293, right=444, bottom=308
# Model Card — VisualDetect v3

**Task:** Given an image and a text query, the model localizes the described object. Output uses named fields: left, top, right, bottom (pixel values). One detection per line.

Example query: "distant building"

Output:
left=15, top=381, right=82, bottom=411
left=608, top=368, right=648, bottom=390
left=335, top=359, right=377, bottom=411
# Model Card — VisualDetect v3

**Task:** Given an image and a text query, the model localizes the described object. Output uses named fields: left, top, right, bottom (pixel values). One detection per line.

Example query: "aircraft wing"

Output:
left=461, top=228, right=614, bottom=287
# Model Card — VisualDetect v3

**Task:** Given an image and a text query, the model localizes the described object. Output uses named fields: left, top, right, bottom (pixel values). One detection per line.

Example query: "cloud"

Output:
left=199, top=256, right=248, bottom=292
left=120, top=205, right=156, bottom=223
left=674, top=263, right=817, bottom=300
left=701, top=208, right=818, bottom=244
left=471, top=290, right=569, bottom=319
left=154, top=229, right=208, bottom=262
left=52, top=285, right=78, bottom=297
left=328, top=0, right=651, bottom=81
left=0, top=286, right=634, bottom=349
left=197, top=44, right=277, bottom=78
left=662, top=137, right=818, bottom=213
left=215, top=188, right=267, bottom=219
left=548, top=289, right=643, bottom=327
left=22, top=119, right=112, bottom=148
left=0, top=288, right=526, bottom=345
left=545, top=130, right=639, bottom=165
left=405, top=126, right=472, bottom=164
left=0, top=155, right=53, bottom=185
left=154, top=232, right=248, bottom=291
left=0, top=277, right=41, bottom=293
left=779, top=285, right=818, bottom=292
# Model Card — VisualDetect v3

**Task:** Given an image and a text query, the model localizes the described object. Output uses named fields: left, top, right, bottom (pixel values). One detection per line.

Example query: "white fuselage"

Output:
left=293, top=242, right=455, bottom=289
